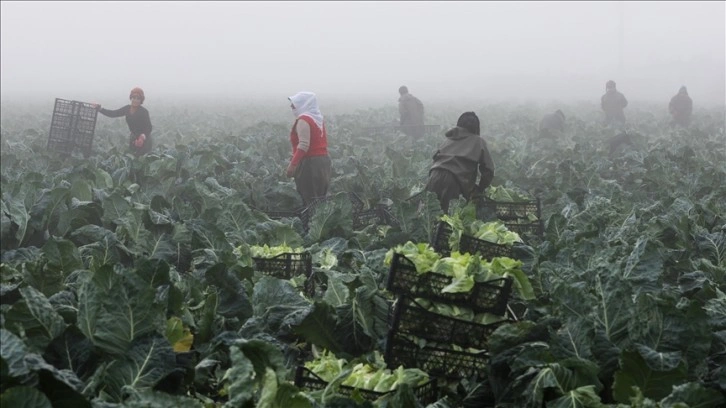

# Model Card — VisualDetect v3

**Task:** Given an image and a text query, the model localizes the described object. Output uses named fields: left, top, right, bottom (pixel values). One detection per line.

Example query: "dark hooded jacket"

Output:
left=669, top=87, right=693, bottom=125
left=429, top=126, right=495, bottom=197
left=399, top=93, right=425, bottom=127
left=601, top=90, right=628, bottom=124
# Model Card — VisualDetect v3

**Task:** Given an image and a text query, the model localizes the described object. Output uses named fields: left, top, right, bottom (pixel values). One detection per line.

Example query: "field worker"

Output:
left=669, top=86, right=693, bottom=127
left=425, top=111, right=495, bottom=213
left=398, top=86, right=425, bottom=139
left=93, top=87, right=152, bottom=156
left=286, top=92, right=332, bottom=206
left=601, top=80, right=628, bottom=126
left=539, top=109, right=566, bottom=138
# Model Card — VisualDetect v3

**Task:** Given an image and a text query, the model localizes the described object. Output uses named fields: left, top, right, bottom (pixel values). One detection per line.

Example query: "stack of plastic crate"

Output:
left=476, top=197, right=544, bottom=239
left=430, top=220, right=514, bottom=259
left=47, top=98, right=98, bottom=156
left=384, top=252, right=512, bottom=380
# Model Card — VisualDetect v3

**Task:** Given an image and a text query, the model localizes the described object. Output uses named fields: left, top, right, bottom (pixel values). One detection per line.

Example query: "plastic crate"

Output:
left=476, top=198, right=541, bottom=222
left=459, top=234, right=514, bottom=259
left=47, top=98, right=98, bottom=155
left=252, top=251, right=312, bottom=279
left=294, top=366, right=438, bottom=404
left=386, top=253, right=513, bottom=316
left=384, top=333, right=490, bottom=380
left=391, top=297, right=509, bottom=350
left=252, top=252, right=314, bottom=295
left=353, top=205, right=399, bottom=230
left=503, top=221, right=544, bottom=238
left=431, top=221, right=514, bottom=259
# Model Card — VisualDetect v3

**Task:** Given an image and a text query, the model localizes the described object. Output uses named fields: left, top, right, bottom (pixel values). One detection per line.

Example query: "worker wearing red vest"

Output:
left=286, top=92, right=332, bottom=206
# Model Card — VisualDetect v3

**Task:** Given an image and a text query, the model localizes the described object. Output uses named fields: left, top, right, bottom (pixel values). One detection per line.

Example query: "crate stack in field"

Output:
left=476, top=197, right=544, bottom=240
left=47, top=98, right=98, bottom=156
left=382, top=196, right=543, bottom=380
left=383, top=250, right=513, bottom=380
left=431, top=221, right=516, bottom=259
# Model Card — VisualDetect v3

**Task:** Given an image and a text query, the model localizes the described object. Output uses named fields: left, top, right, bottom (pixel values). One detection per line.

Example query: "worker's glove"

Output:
left=134, top=134, right=146, bottom=148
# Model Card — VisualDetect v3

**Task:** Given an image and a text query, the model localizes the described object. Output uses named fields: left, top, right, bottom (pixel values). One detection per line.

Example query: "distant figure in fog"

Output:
left=601, top=80, right=628, bottom=126
left=539, top=109, right=566, bottom=138
left=426, top=112, right=495, bottom=213
left=286, top=91, right=332, bottom=206
left=398, top=86, right=425, bottom=138
left=669, top=86, right=693, bottom=127
left=93, top=87, right=152, bottom=156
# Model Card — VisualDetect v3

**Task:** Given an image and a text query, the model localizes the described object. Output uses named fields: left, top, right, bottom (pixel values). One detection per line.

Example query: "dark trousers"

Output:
left=425, top=168, right=462, bottom=213
left=295, top=155, right=332, bottom=206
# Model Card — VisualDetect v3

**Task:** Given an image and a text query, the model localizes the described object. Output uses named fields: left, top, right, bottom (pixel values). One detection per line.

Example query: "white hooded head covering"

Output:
left=289, top=91, right=324, bottom=129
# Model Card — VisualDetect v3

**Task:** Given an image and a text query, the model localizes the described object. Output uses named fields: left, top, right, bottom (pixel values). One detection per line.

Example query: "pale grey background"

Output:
left=2, top=1, right=724, bottom=107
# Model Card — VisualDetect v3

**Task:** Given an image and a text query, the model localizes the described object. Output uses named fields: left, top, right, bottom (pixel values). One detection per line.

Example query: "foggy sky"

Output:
left=1, top=1, right=724, bottom=107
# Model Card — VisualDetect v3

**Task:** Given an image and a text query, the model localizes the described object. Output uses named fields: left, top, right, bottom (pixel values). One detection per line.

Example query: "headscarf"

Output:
left=129, top=87, right=145, bottom=104
left=288, top=91, right=324, bottom=129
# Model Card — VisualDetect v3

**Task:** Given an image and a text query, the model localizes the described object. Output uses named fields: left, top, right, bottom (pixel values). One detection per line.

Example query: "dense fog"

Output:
left=1, top=1, right=724, bottom=108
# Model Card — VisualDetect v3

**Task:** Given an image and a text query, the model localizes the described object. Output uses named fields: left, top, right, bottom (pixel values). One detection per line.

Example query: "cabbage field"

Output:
left=1, top=100, right=724, bottom=408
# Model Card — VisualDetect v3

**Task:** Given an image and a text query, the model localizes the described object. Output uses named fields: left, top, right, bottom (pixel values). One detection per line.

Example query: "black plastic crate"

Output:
left=503, top=221, right=544, bottom=238
left=252, top=251, right=312, bottom=279
left=391, top=297, right=509, bottom=350
left=386, top=253, right=513, bottom=316
left=294, top=366, right=438, bottom=404
left=431, top=221, right=514, bottom=259
left=476, top=198, right=541, bottom=222
left=348, top=192, right=366, bottom=213
left=48, top=98, right=98, bottom=155
left=353, top=205, right=399, bottom=230
left=384, top=333, right=490, bottom=380
left=252, top=252, right=314, bottom=295
left=459, top=233, right=514, bottom=259
left=353, top=208, right=380, bottom=229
